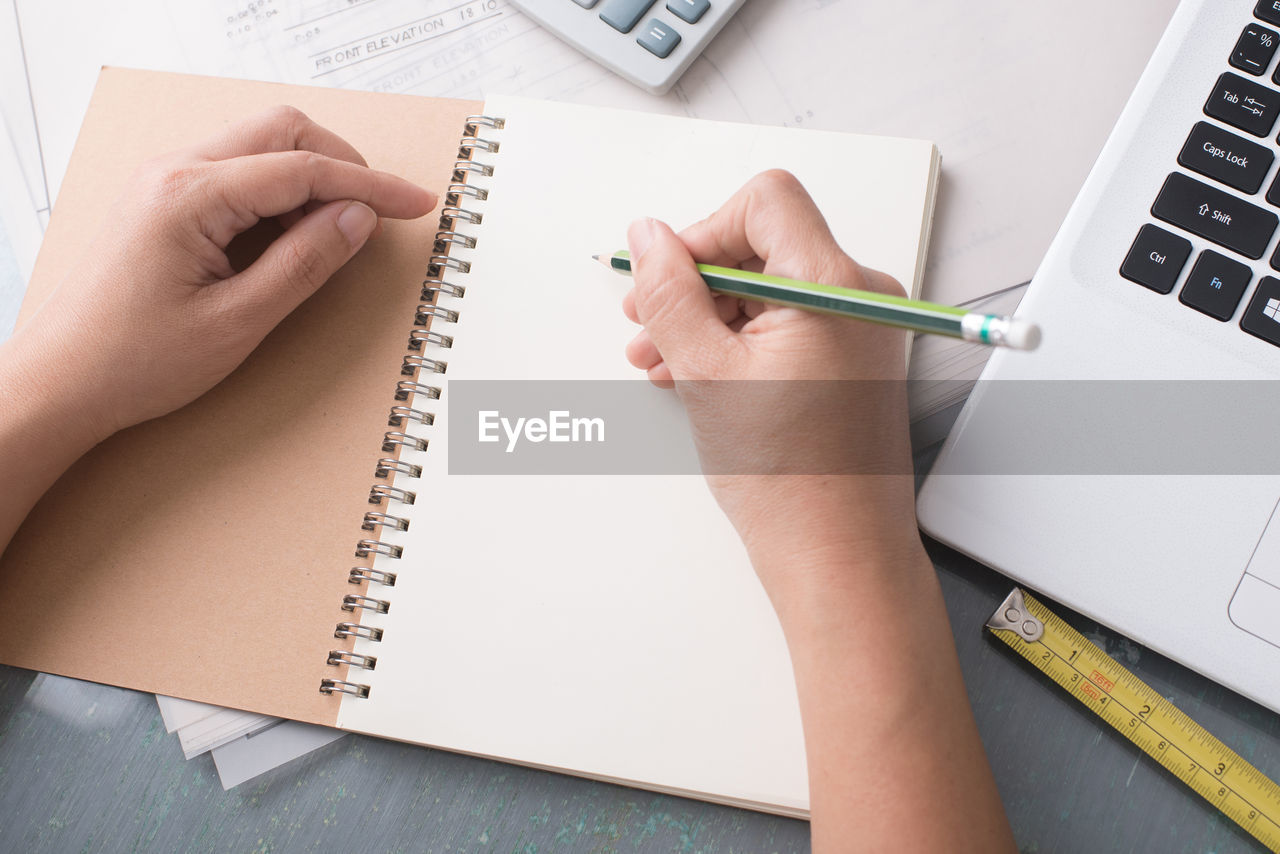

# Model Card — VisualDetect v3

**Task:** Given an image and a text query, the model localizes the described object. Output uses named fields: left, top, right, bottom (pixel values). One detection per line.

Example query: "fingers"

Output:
left=193, top=105, right=369, bottom=167
left=624, top=289, right=742, bottom=326
left=625, top=330, right=675, bottom=388
left=628, top=218, right=733, bottom=373
left=678, top=169, right=903, bottom=297
left=626, top=329, right=662, bottom=370
left=203, top=150, right=436, bottom=246
left=211, top=199, right=378, bottom=330
left=277, top=199, right=325, bottom=232
left=646, top=362, right=674, bottom=389
left=678, top=170, right=835, bottom=270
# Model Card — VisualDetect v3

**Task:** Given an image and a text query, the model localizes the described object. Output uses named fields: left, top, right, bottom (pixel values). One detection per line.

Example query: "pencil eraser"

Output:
left=1005, top=319, right=1041, bottom=351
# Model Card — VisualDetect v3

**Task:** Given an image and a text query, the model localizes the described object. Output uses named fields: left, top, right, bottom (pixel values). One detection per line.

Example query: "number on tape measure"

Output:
left=987, top=588, right=1280, bottom=853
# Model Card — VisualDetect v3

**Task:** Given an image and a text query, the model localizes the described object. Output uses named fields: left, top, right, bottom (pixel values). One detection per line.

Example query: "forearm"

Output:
left=749, top=490, right=1015, bottom=852
left=0, top=324, right=104, bottom=554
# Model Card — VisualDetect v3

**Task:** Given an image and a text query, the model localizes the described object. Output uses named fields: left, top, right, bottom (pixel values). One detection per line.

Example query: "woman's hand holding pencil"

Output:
left=616, top=169, right=1017, bottom=854
left=617, top=168, right=920, bottom=580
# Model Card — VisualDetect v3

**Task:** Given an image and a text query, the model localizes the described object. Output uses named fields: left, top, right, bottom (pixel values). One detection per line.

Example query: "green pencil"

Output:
left=594, top=251, right=1040, bottom=350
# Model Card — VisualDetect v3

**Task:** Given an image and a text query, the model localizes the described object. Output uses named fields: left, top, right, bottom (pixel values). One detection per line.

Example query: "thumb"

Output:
left=223, top=199, right=376, bottom=327
left=628, top=217, right=731, bottom=373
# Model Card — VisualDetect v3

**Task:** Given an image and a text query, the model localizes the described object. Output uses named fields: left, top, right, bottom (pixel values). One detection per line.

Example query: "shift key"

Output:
left=1152, top=172, right=1277, bottom=260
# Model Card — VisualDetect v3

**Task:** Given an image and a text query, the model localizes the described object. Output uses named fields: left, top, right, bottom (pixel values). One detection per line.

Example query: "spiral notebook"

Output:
left=1, top=68, right=940, bottom=815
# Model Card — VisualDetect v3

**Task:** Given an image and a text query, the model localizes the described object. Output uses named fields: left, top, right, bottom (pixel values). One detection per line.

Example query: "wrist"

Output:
left=730, top=474, right=921, bottom=563
left=2, top=322, right=113, bottom=454
left=726, top=474, right=929, bottom=624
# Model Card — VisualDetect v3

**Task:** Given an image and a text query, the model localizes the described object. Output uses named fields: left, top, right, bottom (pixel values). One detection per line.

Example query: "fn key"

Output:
left=1121, top=224, right=1192, bottom=293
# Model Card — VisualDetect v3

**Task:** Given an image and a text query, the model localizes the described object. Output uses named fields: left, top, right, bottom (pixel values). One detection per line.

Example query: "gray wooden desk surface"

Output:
left=2, top=445, right=1277, bottom=853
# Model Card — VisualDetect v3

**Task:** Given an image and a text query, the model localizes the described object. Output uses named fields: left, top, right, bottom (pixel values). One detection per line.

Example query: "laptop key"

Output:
left=1234, top=23, right=1279, bottom=76
left=1151, top=172, right=1278, bottom=260
left=1205, top=72, right=1280, bottom=137
left=1121, top=224, right=1192, bottom=293
left=1240, top=275, right=1280, bottom=346
left=1179, top=250, right=1252, bottom=320
left=1178, top=121, right=1273, bottom=193
left=1258, top=0, right=1280, bottom=27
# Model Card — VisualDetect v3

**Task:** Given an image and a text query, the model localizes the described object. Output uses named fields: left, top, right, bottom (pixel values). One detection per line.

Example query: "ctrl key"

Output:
left=1121, top=224, right=1192, bottom=294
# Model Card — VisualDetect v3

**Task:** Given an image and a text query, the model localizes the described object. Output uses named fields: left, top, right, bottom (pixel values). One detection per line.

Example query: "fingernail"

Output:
left=337, top=201, right=377, bottom=247
left=628, top=217, right=657, bottom=260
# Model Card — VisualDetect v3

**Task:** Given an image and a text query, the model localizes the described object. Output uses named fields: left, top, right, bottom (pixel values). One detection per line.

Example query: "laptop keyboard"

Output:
left=1120, top=1, right=1280, bottom=349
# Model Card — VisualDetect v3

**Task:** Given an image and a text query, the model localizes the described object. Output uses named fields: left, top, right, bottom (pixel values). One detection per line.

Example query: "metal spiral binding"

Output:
left=402, top=355, right=447, bottom=375
left=342, top=594, right=390, bottom=614
left=362, top=511, right=409, bottom=532
left=320, top=113, right=504, bottom=700
left=327, top=650, right=378, bottom=669
left=395, top=381, right=440, bottom=402
left=349, top=566, right=397, bottom=586
left=422, top=281, right=466, bottom=300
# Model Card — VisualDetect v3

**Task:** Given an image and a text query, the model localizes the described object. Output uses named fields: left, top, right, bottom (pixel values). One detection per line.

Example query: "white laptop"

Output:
left=918, top=0, right=1280, bottom=715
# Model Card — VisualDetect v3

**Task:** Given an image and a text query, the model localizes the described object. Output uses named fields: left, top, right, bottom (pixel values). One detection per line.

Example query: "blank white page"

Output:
left=336, top=95, right=940, bottom=813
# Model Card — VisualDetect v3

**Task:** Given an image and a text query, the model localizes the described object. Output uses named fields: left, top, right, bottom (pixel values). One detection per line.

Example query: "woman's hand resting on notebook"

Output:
left=30, top=105, right=436, bottom=439
left=621, top=170, right=1016, bottom=853
left=0, top=106, right=435, bottom=555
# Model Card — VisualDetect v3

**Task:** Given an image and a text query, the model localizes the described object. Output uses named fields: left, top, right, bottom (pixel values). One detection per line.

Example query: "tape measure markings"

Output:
left=987, top=589, right=1280, bottom=853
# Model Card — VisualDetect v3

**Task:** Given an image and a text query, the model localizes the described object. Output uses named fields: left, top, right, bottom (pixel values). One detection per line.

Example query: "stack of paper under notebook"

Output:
left=156, top=696, right=345, bottom=788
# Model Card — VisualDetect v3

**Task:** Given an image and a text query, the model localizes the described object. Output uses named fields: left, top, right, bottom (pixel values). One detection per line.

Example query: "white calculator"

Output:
left=509, top=0, right=746, bottom=94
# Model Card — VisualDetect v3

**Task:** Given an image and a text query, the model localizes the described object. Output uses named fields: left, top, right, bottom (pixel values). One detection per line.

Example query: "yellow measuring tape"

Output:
left=987, top=589, right=1280, bottom=853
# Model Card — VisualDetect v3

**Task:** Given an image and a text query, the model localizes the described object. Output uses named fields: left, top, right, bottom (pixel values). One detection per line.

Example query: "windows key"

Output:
left=1241, top=275, right=1280, bottom=347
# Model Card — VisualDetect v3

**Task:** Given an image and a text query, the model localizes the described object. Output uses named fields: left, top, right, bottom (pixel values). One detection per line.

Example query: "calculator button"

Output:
left=637, top=19, right=681, bottom=57
left=667, top=0, right=709, bottom=24
left=1121, top=224, right=1192, bottom=294
left=1258, top=0, right=1280, bottom=27
left=1151, top=172, right=1278, bottom=260
left=1204, top=72, right=1280, bottom=137
left=1177, top=121, right=1273, bottom=193
left=572, top=0, right=599, bottom=7
left=1234, top=24, right=1279, bottom=75
left=1179, top=250, right=1252, bottom=320
left=1240, top=276, right=1280, bottom=346
left=599, top=0, right=656, bottom=33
